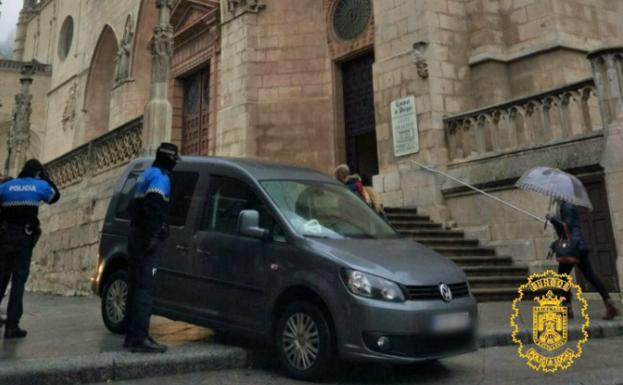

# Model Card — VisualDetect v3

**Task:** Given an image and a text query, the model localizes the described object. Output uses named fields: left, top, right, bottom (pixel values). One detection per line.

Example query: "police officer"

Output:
left=0, top=176, right=12, bottom=328
left=124, top=143, right=179, bottom=353
left=0, top=160, right=60, bottom=338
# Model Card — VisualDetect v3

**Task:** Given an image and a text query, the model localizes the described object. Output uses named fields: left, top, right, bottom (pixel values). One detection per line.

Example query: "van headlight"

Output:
left=342, top=269, right=406, bottom=302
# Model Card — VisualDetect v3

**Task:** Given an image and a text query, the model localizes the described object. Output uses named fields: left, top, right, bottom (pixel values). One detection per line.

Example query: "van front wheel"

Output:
left=101, top=270, right=129, bottom=334
left=275, top=301, right=334, bottom=380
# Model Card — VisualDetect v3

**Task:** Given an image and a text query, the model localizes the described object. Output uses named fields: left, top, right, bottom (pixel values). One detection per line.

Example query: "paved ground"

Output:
left=92, top=336, right=623, bottom=385
left=0, top=293, right=621, bottom=384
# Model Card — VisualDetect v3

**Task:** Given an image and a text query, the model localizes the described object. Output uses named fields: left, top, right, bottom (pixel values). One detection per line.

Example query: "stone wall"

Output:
left=466, top=0, right=622, bottom=108
left=29, top=118, right=142, bottom=294
left=253, top=0, right=335, bottom=172
left=372, top=0, right=472, bottom=221
left=29, top=165, right=124, bottom=294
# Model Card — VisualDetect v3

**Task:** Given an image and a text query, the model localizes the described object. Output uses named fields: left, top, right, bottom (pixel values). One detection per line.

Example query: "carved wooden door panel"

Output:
left=182, top=67, right=210, bottom=155
left=341, top=52, right=378, bottom=177
left=577, top=174, right=620, bottom=292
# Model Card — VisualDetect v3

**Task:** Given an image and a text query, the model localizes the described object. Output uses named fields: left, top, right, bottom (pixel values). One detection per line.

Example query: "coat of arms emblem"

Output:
left=533, top=290, right=567, bottom=351
left=510, top=270, right=590, bottom=373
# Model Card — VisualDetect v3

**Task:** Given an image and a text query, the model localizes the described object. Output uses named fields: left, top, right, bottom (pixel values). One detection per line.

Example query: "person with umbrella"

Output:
left=517, top=167, right=620, bottom=320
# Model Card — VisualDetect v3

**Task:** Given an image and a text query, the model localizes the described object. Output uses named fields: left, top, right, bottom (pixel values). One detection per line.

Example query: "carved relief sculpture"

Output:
left=413, top=41, right=429, bottom=79
left=114, top=15, right=135, bottom=86
left=226, top=0, right=265, bottom=15
left=62, top=81, right=78, bottom=130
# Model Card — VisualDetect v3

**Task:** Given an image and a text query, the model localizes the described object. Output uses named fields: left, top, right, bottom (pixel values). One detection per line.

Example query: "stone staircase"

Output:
left=385, top=207, right=528, bottom=302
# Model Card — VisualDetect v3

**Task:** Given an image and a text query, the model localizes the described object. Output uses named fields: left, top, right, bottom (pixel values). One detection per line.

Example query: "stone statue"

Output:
left=114, top=15, right=134, bottom=86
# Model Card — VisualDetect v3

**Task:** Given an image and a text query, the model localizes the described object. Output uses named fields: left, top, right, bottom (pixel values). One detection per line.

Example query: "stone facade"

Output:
left=0, top=0, right=622, bottom=295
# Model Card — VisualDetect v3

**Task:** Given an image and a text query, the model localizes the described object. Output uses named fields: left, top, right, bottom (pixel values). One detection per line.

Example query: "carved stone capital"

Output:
left=155, top=0, right=175, bottom=10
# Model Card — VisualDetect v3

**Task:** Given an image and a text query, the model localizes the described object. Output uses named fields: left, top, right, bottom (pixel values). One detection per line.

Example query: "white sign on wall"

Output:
left=391, top=95, right=419, bottom=157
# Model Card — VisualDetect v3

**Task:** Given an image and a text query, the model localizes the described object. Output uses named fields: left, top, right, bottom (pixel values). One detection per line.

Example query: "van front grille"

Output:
left=404, top=282, right=469, bottom=300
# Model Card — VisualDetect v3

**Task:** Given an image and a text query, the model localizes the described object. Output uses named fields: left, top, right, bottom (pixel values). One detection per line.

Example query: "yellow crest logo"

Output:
left=510, top=270, right=589, bottom=373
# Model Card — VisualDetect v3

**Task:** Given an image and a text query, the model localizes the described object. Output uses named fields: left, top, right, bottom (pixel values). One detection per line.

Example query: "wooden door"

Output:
left=341, top=52, right=378, bottom=177
left=576, top=174, right=620, bottom=292
left=181, top=68, right=210, bottom=155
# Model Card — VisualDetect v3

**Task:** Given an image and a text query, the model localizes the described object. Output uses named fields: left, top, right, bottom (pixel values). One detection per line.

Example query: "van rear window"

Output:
left=115, top=172, right=140, bottom=220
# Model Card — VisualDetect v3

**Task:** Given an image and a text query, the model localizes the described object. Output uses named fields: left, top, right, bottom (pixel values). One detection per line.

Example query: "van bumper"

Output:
left=337, top=294, right=478, bottom=363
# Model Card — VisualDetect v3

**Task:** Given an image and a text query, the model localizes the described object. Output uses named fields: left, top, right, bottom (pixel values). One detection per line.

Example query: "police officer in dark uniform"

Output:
left=0, top=176, right=12, bottom=328
left=0, top=159, right=60, bottom=338
left=124, top=143, right=179, bottom=353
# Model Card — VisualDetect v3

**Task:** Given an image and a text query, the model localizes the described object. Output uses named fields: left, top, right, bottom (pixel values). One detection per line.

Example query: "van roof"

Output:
left=134, top=156, right=337, bottom=183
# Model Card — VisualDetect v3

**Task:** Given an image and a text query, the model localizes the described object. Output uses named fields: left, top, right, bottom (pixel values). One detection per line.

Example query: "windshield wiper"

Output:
left=303, top=234, right=338, bottom=239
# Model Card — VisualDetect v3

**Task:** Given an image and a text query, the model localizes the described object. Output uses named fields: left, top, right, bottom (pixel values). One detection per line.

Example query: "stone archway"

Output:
left=84, top=25, right=118, bottom=141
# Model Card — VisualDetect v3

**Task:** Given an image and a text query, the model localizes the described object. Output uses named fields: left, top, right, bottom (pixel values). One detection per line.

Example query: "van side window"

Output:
left=201, top=176, right=276, bottom=235
left=168, top=171, right=199, bottom=227
left=115, top=172, right=140, bottom=220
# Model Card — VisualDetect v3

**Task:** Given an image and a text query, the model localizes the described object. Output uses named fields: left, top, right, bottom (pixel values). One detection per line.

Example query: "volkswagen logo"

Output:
left=439, top=283, right=453, bottom=302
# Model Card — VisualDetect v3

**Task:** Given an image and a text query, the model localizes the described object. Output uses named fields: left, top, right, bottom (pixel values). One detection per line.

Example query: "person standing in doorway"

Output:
left=124, top=143, right=180, bottom=353
left=0, top=160, right=60, bottom=338
left=547, top=199, right=621, bottom=320
left=334, top=164, right=371, bottom=205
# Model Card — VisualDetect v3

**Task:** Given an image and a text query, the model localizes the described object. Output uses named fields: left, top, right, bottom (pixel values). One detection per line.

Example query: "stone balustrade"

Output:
left=47, top=117, right=143, bottom=188
left=0, top=59, right=51, bottom=73
left=444, top=79, right=603, bottom=162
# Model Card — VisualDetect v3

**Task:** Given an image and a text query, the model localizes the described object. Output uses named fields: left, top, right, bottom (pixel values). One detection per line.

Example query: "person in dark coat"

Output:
left=123, top=143, right=179, bottom=353
left=0, top=160, right=60, bottom=338
left=0, top=176, right=12, bottom=327
left=547, top=199, right=620, bottom=320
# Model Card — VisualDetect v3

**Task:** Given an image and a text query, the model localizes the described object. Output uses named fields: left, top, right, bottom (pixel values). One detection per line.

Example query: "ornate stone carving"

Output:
left=413, top=41, right=429, bottom=79
left=444, top=80, right=601, bottom=162
left=46, top=118, right=143, bottom=188
left=226, top=0, right=265, bottom=15
left=5, top=64, right=34, bottom=177
left=114, top=15, right=135, bottom=86
left=62, top=81, right=78, bottom=131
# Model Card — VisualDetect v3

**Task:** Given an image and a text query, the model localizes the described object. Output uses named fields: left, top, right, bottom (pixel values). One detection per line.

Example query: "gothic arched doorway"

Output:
left=84, top=25, right=118, bottom=141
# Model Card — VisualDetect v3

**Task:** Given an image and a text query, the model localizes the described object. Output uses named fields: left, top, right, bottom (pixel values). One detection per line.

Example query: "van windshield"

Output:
left=261, top=180, right=399, bottom=239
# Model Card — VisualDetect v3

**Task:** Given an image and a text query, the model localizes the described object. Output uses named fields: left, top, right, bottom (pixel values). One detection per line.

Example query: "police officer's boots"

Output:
left=129, top=336, right=167, bottom=353
left=5, top=326, right=27, bottom=339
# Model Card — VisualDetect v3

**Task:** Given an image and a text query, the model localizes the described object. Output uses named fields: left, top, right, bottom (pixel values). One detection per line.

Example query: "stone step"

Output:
left=471, top=288, right=519, bottom=301
left=468, top=275, right=528, bottom=289
left=414, top=238, right=480, bottom=248
left=462, top=265, right=529, bottom=277
left=386, top=213, right=431, bottom=221
left=385, top=207, right=419, bottom=215
left=391, top=221, right=443, bottom=230
left=433, top=246, right=497, bottom=257
left=398, top=229, right=464, bottom=238
left=448, top=256, right=514, bottom=267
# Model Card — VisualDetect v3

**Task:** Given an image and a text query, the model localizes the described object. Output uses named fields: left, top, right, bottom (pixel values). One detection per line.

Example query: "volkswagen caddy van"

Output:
left=91, top=157, right=478, bottom=380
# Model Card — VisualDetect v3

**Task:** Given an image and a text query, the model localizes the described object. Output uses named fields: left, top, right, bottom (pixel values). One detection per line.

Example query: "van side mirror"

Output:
left=238, top=210, right=270, bottom=240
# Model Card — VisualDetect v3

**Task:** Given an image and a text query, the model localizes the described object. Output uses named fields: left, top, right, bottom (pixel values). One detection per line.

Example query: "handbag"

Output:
left=552, top=223, right=581, bottom=264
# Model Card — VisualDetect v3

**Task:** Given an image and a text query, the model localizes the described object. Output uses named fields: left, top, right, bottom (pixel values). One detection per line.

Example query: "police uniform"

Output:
left=124, top=143, right=178, bottom=353
left=0, top=161, right=60, bottom=338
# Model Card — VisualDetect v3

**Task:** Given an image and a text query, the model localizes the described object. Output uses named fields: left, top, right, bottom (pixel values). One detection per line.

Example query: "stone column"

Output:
left=588, top=47, right=623, bottom=298
left=13, top=0, right=37, bottom=61
left=142, top=0, right=175, bottom=155
left=5, top=63, right=34, bottom=177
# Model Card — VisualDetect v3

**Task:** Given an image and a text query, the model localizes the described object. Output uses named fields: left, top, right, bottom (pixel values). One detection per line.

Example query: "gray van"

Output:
left=91, top=157, right=478, bottom=380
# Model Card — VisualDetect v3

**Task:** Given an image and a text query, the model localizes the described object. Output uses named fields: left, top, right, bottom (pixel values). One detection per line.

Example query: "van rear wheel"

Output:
left=275, top=301, right=334, bottom=381
left=101, top=270, right=129, bottom=334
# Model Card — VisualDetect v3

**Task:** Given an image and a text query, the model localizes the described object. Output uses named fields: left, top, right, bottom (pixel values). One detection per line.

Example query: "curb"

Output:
left=0, top=344, right=247, bottom=385
left=477, top=319, right=623, bottom=348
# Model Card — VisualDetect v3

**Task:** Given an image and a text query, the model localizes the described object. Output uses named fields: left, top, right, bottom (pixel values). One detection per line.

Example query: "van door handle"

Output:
left=176, top=245, right=190, bottom=252
left=197, top=249, right=211, bottom=257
